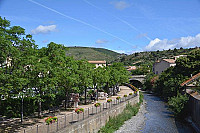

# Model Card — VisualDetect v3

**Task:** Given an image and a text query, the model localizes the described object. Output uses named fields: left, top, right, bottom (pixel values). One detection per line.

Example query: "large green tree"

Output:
left=76, top=60, right=94, bottom=104
left=154, top=49, right=200, bottom=99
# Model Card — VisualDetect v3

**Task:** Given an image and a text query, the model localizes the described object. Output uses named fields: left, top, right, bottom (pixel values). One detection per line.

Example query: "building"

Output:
left=180, top=72, right=200, bottom=89
left=88, top=60, right=106, bottom=68
left=174, top=55, right=187, bottom=60
left=153, top=59, right=176, bottom=75
left=125, top=66, right=137, bottom=71
left=153, top=55, right=187, bottom=75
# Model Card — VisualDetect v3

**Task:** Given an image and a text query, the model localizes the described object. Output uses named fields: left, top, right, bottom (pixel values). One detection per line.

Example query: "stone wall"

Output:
left=58, top=94, right=139, bottom=133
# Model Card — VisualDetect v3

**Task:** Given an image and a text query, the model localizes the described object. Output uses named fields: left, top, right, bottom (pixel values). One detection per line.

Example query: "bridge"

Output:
left=129, top=75, right=146, bottom=84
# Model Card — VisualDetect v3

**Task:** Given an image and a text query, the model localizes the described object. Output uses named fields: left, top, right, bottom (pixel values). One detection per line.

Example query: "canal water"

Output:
left=116, top=92, right=195, bottom=133
left=141, top=93, right=194, bottom=133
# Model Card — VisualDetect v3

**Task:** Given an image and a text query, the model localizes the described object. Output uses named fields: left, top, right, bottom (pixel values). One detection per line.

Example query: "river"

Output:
left=115, top=92, right=195, bottom=133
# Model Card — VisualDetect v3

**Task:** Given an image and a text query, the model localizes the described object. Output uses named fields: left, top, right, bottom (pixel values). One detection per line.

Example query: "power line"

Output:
left=83, top=0, right=152, bottom=41
left=28, top=0, right=136, bottom=47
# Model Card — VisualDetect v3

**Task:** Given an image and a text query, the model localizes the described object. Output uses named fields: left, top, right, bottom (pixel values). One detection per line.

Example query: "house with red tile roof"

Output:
left=180, top=72, right=200, bottom=87
left=126, top=66, right=137, bottom=71
left=88, top=60, right=106, bottom=68
left=153, top=59, right=176, bottom=75
left=153, top=55, right=188, bottom=75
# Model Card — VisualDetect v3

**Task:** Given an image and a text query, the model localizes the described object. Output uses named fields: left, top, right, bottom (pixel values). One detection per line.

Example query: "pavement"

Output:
left=0, top=86, right=133, bottom=133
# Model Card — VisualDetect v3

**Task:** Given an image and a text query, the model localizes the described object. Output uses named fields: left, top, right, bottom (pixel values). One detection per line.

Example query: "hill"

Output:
left=117, top=47, right=199, bottom=66
left=66, top=47, right=121, bottom=62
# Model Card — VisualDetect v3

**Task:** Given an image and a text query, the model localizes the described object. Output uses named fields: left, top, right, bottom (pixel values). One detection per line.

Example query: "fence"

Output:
left=21, top=94, right=136, bottom=133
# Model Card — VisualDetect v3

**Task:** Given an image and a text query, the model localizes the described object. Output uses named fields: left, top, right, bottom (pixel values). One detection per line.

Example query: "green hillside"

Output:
left=66, top=47, right=121, bottom=62
left=117, top=47, right=199, bottom=66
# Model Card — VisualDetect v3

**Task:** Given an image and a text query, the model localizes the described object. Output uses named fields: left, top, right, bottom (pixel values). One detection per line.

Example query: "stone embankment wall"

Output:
left=187, top=92, right=200, bottom=131
left=58, top=93, right=139, bottom=133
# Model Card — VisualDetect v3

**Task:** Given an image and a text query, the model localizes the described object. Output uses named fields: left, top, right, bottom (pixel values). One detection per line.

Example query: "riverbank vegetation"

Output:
left=99, top=92, right=143, bottom=133
left=0, top=17, right=130, bottom=119
left=143, top=49, right=200, bottom=117
left=168, top=94, right=189, bottom=116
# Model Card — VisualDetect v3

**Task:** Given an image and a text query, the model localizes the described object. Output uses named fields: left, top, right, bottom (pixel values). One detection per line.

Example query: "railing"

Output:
left=22, top=94, right=136, bottom=133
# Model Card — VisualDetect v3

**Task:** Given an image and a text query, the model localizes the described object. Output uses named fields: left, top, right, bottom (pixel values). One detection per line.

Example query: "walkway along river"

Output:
left=115, top=92, right=195, bottom=133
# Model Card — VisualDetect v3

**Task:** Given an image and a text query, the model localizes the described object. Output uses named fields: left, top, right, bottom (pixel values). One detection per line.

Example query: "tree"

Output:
left=55, top=55, right=79, bottom=109
left=0, top=16, right=37, bottom=121
left=108, top=63, right=130, bottom=95
left=91, top=66, right=108, bottom=100
left=175, top=49, right=200, bottom=76
left=76, top=60, right=94, bottom=104
left=154, top=49, right=200, bottom=99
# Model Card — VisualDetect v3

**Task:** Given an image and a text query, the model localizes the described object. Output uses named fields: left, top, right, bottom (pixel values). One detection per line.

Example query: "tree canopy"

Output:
left=0, top=17, right=130, bottom=119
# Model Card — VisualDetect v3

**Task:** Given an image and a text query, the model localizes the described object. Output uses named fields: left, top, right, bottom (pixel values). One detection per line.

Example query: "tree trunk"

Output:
left=104, top=82, right=110, bottom=96
left=38, top=99, right=42, bottom=118
left=84, top=88, right=87, bottom=105
left=21, top=96, right=23, bottom=123
left=0, top=94, right=1, bottom=107
left=96, top=87, right=99, bottom=101
left=113, top=85, right=116, bottom=96
left=65, top=89, right=69, bottom=110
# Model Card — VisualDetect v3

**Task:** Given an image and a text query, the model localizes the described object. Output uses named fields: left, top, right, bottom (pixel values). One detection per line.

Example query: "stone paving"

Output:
left=0, top=86, right=133, bottom=133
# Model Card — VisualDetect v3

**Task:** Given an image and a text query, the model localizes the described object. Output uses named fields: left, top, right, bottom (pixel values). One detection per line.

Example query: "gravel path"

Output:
left=115, top=100, right=147, bottom=133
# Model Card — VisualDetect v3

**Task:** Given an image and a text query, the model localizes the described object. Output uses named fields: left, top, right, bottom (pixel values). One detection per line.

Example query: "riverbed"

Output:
left=115, top=92, right=195, bottom=133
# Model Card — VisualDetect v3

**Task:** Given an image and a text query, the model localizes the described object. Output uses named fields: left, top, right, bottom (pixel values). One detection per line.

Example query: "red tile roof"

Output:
left=88, top=61, right=106, bottom=64
left=180, top=72, right=200, bottom=86
left=127, top=66, right=136, bottom=71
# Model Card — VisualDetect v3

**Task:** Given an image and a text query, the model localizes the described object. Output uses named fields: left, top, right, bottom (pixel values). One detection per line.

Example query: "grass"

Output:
left=66, top=47, right=121, bottom=62
left=99, top=92, right=144, bottom=133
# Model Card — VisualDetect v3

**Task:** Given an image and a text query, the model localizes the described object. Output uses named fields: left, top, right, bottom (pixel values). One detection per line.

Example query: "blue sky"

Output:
left=1, top=0, right=200, bottom=54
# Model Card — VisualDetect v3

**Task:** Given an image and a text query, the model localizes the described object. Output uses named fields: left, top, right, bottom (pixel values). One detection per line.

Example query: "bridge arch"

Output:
left=129, top=79, right=143, bottom=88
left=129, top=75, right=146, bottom=84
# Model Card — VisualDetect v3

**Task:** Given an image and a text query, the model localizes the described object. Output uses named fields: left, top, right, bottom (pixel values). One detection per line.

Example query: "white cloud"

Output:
left=31, top=25, right=57, bottom=35
left=110, top=1, right=130, bottom=10
left=113, top=50, right=125, bottom=53
left=95, top=39, right=108, bottom=44
left=145, top=34, right=200, bottom=51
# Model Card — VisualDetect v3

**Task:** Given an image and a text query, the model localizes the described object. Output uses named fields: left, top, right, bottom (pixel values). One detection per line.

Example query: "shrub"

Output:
left=45, top=116, right=57, bottom=125
left=99, top=92, right=144, bottom=133
left=124, top=94, right=128, bottom=97
left=75, top=108, right=84, bottom=114
left=139, top=92, right=144, bottom=104
left=168, top=93, right=189, bottom=117
left=107, top=99, right=112, bottom=103
left=129, top=84, right=139, bottom=92
left=116, top=96, right=121, bottom=100
left=129, top=93, right=133, bottom=95
left=94, top=103, right=101, bottom=107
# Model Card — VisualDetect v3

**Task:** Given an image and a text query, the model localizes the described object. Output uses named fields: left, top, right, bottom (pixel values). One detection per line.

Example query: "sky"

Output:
left=1, top=0, right=200, bottom=54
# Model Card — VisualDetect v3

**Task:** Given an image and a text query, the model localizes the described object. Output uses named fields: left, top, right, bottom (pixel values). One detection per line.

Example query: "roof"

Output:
left=181, top=72, right=200, bottom=87
left=174, top=55, right=187, bottom=58
left=162, top=59, right=176, bottom=64
left=127, top=66, right=136, bottom=71
left=88, top=60, right=106, bottom=64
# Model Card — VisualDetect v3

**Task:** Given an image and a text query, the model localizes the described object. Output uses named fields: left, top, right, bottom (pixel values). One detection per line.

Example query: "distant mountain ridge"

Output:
left=66, top=47, right=121, bottom=62
left=117, top=47, right=199, bottom=66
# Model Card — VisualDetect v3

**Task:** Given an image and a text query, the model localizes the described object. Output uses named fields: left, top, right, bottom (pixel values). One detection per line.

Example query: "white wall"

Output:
left=153, top=60, right=175, bottom=75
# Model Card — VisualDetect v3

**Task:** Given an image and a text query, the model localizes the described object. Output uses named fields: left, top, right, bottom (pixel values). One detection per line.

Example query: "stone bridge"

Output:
left=129, top=75, right=146, bottom=84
